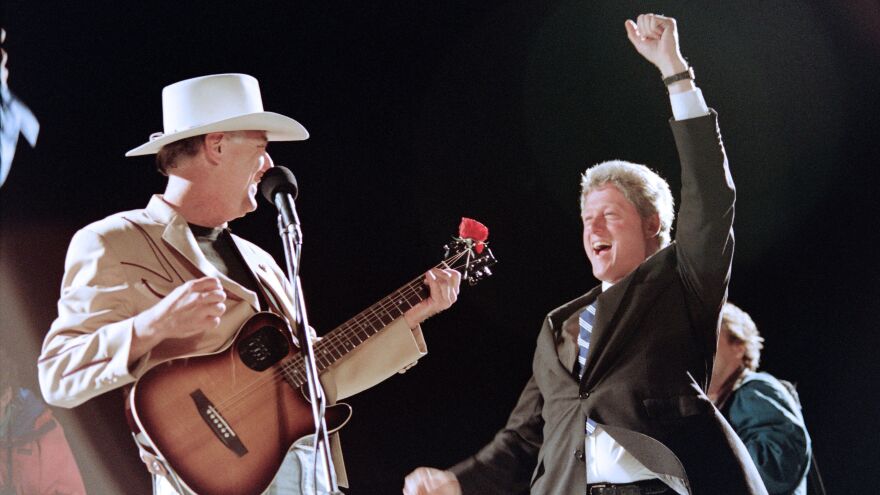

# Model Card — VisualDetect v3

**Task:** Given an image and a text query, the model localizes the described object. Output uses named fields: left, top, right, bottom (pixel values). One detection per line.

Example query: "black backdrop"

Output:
left=2, top=1, right=878, bottom=493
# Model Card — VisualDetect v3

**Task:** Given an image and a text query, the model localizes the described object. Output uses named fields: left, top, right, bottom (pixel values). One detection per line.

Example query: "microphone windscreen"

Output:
left=260, top=166, right=298, bottom=202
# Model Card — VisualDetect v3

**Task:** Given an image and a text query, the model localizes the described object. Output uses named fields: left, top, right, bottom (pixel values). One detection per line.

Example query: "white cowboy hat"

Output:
left=125, top=73, right=308, bottom=156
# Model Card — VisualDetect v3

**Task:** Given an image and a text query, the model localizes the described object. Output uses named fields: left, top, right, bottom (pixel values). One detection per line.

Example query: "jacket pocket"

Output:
left=642, top=395, right=708, bottom=420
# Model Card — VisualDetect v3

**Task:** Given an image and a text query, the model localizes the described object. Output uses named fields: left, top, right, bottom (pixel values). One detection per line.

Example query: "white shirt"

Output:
left=585, top=89, right=710, bottom=495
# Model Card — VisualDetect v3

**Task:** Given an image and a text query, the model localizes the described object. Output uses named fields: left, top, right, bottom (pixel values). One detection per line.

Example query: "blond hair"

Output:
left=580, top=160, right=675, bottom=247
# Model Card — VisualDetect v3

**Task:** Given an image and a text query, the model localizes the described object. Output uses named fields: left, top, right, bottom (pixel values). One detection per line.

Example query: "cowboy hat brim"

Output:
left=125, top=111, right=308, bottom=156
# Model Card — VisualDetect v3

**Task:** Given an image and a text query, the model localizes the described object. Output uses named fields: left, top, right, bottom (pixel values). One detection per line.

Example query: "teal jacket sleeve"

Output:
left=727, top=376, right=811, bottom=494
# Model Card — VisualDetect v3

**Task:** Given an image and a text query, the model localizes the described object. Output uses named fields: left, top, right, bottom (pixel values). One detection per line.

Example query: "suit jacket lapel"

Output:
left=580, top=270, right=635, bottom=386
left=547, top=286, right=602, bottom=378
left=579, top=250, right=675, bottom=388
left=145, top=195, right=259, bottom=311
left=254, top=266, right=297, bottom=322
left=228, top=234, right=297, bottom=321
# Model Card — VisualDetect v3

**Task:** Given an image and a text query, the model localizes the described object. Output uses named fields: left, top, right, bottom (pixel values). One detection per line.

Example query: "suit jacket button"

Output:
left=574, top=449, right=585, bottom=461
left=579, top=391, right=590, bottom=399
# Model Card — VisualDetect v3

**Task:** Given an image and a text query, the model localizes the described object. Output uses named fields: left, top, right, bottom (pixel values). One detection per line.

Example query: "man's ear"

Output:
left=203, top=132, right=225, bottom=163
left=644, top=213, right=661, bottom=239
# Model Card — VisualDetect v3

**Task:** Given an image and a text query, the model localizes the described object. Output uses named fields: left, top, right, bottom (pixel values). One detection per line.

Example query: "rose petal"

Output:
left=459, top=217, right=489, bottom=242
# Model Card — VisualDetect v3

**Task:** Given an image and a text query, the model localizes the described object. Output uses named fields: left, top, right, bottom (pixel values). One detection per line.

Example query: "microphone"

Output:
left=260, top=165, right=298, bottom=201
left=260, top=166, right=300, bottom=229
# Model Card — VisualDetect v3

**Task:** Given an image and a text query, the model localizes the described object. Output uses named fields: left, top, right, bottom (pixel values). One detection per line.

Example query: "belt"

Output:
left=587, top=479, right=670, bottom=495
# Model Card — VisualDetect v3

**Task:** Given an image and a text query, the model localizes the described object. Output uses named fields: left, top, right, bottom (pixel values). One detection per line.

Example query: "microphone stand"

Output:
left=274, top=194, right=342, bottom=495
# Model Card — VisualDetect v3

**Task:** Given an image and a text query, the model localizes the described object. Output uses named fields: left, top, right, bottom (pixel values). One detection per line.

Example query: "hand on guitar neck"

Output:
left=403, top=268, right=462, bottom=330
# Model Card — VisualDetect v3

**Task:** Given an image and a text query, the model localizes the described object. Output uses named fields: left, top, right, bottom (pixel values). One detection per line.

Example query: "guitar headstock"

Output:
left=443, top=218, right=497, bottom=286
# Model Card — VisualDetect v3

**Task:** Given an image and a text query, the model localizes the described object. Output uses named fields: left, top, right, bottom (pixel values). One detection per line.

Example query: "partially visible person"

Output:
left=708, top=302, right=812, bottom=495
left=0, top=27, right=40, bottom=187
left=0, top=347, right=86, bottom=495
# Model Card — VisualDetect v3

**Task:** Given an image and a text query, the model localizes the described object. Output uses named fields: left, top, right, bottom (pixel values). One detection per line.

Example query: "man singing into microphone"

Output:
left=37, top=73, right=461, bottom=494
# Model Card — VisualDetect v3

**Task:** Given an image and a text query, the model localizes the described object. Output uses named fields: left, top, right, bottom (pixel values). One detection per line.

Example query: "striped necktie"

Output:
left=576, top=303, right=596, bottom=378
left=577, top=303, right=598, bottom=435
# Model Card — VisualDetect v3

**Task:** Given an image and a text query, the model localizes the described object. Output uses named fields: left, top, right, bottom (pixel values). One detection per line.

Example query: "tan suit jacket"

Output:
left=38, top=195, right=428, bottom=487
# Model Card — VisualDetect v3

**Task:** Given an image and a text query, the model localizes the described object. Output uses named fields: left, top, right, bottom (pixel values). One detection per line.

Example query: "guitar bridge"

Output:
left=190, top=389, right=248, bottom=457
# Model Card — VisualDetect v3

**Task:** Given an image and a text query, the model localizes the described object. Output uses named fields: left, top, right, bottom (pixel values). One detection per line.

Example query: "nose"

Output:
left=585, top=215, right=605, bottom=234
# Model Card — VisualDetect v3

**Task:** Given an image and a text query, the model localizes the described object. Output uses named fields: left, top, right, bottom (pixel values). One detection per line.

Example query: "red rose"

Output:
left=458, top=217, right=489, bottom=254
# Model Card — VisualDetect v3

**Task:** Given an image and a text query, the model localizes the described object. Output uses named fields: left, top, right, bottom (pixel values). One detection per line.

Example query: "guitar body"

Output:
left=126, top=230, right=498, bottom=494
left=129, top=312, right=351, bottom=495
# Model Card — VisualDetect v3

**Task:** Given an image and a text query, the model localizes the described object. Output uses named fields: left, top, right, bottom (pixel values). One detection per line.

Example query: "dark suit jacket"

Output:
left=451, top=112, right=767, bottom=494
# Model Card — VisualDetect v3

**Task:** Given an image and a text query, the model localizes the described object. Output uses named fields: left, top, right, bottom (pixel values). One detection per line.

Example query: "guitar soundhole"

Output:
left=237, top=325, right=290, bottom=371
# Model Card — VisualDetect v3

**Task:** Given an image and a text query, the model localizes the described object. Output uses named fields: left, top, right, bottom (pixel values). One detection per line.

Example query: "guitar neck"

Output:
left=313, top=276, right=429, bottom=372
left=282, top=264, right=446, bottom=389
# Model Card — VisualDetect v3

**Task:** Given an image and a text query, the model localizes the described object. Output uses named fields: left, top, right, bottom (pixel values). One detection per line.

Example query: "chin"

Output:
left=244, top=194, right=259, bottom=211
left=593, top=266, right=623, bottom=284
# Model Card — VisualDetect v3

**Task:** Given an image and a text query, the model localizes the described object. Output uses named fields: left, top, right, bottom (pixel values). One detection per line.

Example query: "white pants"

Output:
left=153, top=436, right=331, bottom=495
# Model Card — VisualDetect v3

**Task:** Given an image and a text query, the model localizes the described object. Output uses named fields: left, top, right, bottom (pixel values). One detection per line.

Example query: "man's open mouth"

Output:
left=592, top=241, right=611, bottom=255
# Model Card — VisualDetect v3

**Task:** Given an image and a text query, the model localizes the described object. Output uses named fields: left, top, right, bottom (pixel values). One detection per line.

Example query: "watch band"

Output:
left=662, top=67, right=695, bottom=86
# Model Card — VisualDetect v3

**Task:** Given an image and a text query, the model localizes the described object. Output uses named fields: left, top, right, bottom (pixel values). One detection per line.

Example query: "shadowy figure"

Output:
left=0, top=27, right=40, bottom=188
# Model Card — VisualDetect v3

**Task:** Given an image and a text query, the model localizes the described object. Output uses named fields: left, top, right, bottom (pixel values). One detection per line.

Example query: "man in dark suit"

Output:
left=404, top=13, right=767, bottom=495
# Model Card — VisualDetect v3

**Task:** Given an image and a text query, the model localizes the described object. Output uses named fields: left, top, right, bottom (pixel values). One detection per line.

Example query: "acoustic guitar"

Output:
left=127, top=234, right=496, bottom=494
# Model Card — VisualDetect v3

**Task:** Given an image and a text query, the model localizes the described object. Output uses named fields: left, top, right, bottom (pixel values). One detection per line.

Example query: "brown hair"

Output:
left=721, top=302, right=764, bottom=371
left=155, top=134, right=204, bottom=175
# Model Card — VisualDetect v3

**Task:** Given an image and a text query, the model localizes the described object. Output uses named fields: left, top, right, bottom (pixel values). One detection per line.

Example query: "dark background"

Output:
left=2, top=0, right=878, bottom=493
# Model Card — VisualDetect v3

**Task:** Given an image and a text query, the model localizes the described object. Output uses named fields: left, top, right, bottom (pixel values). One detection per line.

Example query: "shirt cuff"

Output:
left=669, top=88, right=710, bottom=121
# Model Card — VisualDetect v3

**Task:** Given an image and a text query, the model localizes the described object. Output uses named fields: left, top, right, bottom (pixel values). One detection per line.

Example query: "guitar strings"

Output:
left=208, top=250, right=471, bottom=416
left=213, top=251, right=466, bottom=412
left=289, top=251, right=468, bottom=370
left=211, top=256, right=457, bottom=415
